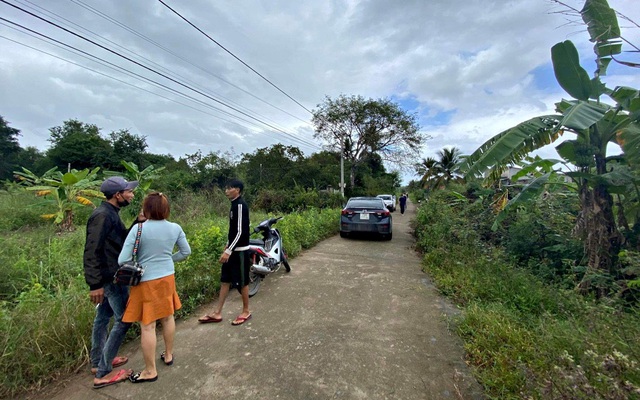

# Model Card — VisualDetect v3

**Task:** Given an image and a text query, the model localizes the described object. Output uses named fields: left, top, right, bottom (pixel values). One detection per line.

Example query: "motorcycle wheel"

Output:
left=248, top=270, right=262, bottom=297
left=282, top=249, right=291, bottom=273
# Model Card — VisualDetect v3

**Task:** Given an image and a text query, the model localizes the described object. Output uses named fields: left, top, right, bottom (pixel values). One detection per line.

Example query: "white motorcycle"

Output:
left=247, top=217, right=291, bottom=297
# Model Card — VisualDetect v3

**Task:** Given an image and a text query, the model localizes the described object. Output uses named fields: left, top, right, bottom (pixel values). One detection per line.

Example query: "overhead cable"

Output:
left=157, top=0, right=313, bottom=115
left=18, top=0, right=304, bottom=135
left=69, top=0, right=312, bottom=125
left=0, top=33, right=256, bottom=134
left=0, top=1, right=320, bottom=150
left=1, top=30, right=319, bottom=152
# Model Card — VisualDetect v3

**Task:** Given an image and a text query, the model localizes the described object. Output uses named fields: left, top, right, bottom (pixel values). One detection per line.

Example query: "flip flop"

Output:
left=93, top=369, right=131, bottom=389
left=129, top=371, right=158, bottom=383
left=90, top=356, right=128, bottom=374
left=231, top=314, right=252, bottom=326
left=198, top=314, right=222, bottom=323
left=160, top=351, right=173, bottom=366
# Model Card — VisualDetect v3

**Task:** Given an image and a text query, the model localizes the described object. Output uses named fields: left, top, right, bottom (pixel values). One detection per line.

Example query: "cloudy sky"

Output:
left=1, top=0, right=638, bottom=183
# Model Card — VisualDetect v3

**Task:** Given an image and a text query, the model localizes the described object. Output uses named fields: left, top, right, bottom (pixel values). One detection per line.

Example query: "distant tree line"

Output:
left=0, top=116, right=401, bottom=199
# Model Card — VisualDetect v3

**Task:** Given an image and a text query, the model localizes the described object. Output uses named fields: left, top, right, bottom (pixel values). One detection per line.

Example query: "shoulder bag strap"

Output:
left=132, top=222, right=143, bottom=262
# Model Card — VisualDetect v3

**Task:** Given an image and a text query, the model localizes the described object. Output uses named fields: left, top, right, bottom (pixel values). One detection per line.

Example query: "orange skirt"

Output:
left=123, top=274, right=181, bottom=325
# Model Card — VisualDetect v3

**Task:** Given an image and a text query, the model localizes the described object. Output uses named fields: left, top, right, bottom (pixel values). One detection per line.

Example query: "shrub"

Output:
left=0, top=278, right=94, bottom=397
left=0, top=191, right=52, bottom=232
left=252, top=189, right=290, bottom=213
left=415, top=186, right=640, bottom=398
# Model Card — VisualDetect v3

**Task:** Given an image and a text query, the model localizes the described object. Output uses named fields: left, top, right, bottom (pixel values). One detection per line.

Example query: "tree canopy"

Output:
left=312, top=94, right=427, bottom=189
left=4, top=115, right=404, bottom=198
left=46, top=119, right=112, bottom=170
left=0, top=116, right=21, bottom=181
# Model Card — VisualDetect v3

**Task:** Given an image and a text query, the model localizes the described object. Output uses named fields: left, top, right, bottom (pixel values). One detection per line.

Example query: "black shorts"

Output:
left=220, top=250, right=250, bottom=291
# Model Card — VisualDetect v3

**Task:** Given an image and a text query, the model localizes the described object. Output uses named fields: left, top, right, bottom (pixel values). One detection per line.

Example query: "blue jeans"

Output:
left=90, top=283, right=131, bottom=378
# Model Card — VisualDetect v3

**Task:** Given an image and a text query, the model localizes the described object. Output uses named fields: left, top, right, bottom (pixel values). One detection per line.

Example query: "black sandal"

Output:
left=129, top=371, right=158, bottom=383
left=160, top=351, right=173, bottom=366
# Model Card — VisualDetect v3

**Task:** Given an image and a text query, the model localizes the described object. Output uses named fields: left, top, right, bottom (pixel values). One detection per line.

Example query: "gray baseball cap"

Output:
left=100, top=176, right=139, bottom=196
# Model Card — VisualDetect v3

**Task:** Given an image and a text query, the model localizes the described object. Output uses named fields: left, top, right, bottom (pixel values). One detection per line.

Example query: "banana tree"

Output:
left=105, top=160, right=165, bottom=194
left=14, top=167, right=103, bottom=231
left=458, top=0, right=640, bottom=292
left=104, top=160, right=166, bottom=216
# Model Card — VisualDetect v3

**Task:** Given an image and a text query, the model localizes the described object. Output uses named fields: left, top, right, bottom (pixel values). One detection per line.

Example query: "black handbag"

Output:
left=114, top=222, right=145, bottom=286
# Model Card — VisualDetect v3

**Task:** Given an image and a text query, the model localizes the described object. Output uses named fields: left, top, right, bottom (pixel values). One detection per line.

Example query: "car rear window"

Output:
left=347, top=199, right=386, bottom=209
left=378, top=195, right=391, bottom=200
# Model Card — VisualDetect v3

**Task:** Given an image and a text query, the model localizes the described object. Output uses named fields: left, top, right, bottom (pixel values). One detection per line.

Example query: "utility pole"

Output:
left=340, top=136, right=344, bottom=197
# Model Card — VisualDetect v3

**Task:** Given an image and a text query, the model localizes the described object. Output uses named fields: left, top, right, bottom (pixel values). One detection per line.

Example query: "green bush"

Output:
left=0, top=191, right=52, bottom=232
left=252, top=189, right=289, bottom=212
left=0, top=278, right=94, bottom=396
left=415, top=187, right=640, bottom=399
left=503, top=194, right=583, bottom=285
left=251, top=188, right=343, bottom=213
left=0, top=226, right=85, bottom=302
left=278, top=208, right=340, bottom=257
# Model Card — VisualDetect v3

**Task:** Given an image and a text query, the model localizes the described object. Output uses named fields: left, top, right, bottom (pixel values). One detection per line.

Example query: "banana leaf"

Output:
left=459, top=115, right=561, bottom=180
left=552, top=41, right=592, bottom=100
left=557, top=100, right=609, bottom=131
left=491, top=172, right=551, bottom=231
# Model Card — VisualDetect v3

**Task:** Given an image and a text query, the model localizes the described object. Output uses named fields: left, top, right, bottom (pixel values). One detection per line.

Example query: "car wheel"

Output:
left=340, top=231, right=348, bottom=238
left=385, top=233, right=393, bottom=240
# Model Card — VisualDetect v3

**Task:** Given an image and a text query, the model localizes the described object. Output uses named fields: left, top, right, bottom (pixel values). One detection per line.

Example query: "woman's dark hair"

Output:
left=143, top=192, right=170, bottom=220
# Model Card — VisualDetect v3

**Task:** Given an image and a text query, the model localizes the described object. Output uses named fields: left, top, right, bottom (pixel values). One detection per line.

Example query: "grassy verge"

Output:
left=0, top=189, right=339, bottom=397
left=415, top=193, right=640, bottom=399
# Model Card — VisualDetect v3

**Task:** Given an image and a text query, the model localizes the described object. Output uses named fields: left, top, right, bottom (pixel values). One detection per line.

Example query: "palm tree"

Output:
left=416, top=147, right=463, bottom=190
left=436, top=147, right=463, bottom=184
left=416, top=156, right=438, bottom=187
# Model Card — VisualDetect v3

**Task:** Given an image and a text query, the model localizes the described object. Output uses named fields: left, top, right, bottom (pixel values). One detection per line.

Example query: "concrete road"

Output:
left=43, top=201, right=483, bottom=400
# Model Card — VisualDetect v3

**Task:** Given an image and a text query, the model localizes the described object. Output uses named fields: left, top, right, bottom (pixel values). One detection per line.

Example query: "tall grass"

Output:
left=0, top=189, right=339, bottom=398
left=415, top=191, right=640, bottom=399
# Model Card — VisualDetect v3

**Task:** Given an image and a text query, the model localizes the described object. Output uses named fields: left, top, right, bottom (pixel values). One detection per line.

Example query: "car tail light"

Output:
left=341, top=209, right=354, bottom=216
left=375, top=209, right=390, bottom=217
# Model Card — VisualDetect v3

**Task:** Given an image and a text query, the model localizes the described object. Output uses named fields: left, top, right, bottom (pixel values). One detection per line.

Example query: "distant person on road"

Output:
left=84, top=176, right=139, bottom=388
left=199, top=178, right=252, bottom=326
left=399, top=193, right=408, bottom=214
left=119, top=192, right=191, bottom=384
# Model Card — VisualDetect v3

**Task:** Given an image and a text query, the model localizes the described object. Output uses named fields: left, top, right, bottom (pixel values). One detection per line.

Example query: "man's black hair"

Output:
left=225, top=178, right=244, bottom=192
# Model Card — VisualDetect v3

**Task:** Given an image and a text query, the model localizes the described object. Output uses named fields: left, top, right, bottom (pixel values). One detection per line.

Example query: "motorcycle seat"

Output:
left=249, top=238, right=264, bottom=246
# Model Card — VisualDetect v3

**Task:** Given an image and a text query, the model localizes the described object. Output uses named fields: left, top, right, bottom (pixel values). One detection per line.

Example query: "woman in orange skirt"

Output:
left=118, top=192, right=191, bottom=383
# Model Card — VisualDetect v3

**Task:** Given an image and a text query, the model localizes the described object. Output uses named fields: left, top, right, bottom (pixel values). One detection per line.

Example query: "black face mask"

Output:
left=117, top=198, right=130, bottom=207
left=115, top=193, right=131, bottom=208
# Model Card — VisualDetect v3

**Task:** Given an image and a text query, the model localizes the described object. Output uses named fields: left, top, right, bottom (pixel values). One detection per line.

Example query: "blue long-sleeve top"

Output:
left=118, top=219, right=191, bottom=282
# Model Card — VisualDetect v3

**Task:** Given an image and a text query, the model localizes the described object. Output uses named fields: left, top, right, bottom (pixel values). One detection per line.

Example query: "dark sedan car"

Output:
left=339, top=197, right=392, bottom=240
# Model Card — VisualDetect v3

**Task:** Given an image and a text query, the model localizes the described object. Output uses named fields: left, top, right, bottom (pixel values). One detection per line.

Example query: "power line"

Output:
left=0, top=33, right=319, bottom=154
left=69, top=0, right=312, bottom=126
left=0, top=0, right=321, bottom=150
left=0, top=22, right=320, bottom=152
left=17, top=0, right=306, bottom=136
left=157, top=0, right=313, bottom=115
left=0, top=32, right=243, bottom=128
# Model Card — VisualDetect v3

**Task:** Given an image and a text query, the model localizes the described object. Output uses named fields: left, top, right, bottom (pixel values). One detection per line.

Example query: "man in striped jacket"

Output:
left=199, top=179, right=252, bottom=326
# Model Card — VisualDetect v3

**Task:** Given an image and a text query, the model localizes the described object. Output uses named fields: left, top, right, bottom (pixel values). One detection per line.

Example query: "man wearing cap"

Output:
left=84, top=176, right=140, bottom=388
